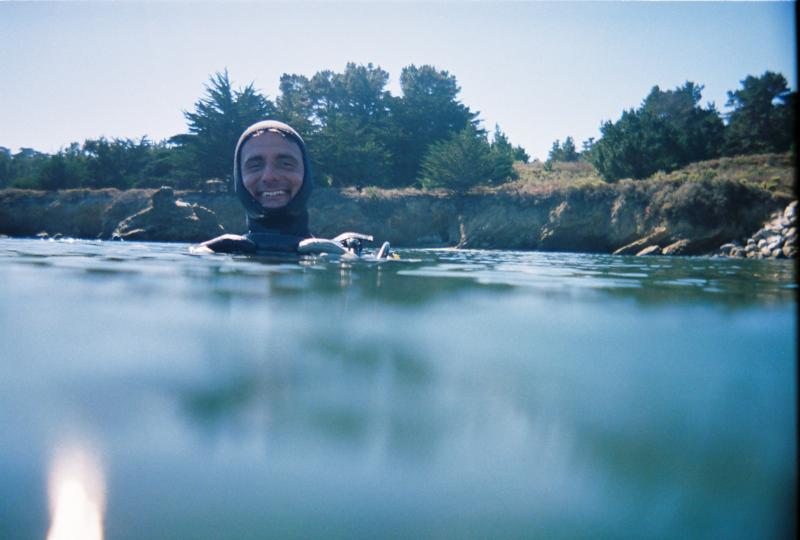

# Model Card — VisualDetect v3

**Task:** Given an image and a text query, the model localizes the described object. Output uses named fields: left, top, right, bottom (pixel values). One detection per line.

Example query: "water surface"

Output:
left=0, top=238, right=795, bottom=539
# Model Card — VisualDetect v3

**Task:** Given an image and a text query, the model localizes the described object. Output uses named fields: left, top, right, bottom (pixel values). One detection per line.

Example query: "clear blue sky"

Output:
left=0, top=1, right=796, bottom=161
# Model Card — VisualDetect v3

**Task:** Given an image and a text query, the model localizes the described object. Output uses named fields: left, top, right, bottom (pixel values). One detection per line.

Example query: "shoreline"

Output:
left=1, top=151, right=795, bottom=258
left=0, top=181, right=793, bottom=258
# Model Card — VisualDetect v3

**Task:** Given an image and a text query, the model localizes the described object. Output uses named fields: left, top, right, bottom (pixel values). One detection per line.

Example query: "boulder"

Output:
left=613, top=227, right=670, bottom=255
left=785, top=201, right=797, bottom=219
left=662, top=239, right=692, bottom=255
left=636, top=245, right=662, bottom=256
left=113, top=186, right=224, bottom=242
left=202, top=179, right=228, bottom=194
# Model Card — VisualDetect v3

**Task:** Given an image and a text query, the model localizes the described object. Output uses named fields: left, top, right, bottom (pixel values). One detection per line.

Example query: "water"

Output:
left=0, top=237, right=795, bottom=539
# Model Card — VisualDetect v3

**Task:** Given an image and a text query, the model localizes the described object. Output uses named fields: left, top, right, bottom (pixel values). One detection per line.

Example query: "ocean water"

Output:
left=0, top=237, right=795, bottom=539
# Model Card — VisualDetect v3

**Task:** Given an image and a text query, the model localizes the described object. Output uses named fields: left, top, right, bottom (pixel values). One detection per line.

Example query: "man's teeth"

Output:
left=261, top=190, right=286, bottom=197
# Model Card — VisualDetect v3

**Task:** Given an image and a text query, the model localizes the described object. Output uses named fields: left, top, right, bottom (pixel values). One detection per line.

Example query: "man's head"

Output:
left=240, top=130, right=304, bottom=209
left=233, top=120, right=313, bottom=232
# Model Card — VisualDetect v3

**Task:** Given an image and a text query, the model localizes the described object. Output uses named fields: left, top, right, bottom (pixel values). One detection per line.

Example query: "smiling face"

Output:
left=240, top=131, right=304, bottom=209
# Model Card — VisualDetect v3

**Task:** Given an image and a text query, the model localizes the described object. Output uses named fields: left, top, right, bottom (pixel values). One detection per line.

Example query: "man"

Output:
left=198, top=120, right=388, bottom=257
left=199, top=120, right=314, bottom=253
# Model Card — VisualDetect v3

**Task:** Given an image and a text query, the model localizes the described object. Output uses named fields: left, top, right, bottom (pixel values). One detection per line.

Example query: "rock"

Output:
left=113, top=187, right=224, bottom=242
left=747, top=238, right=756, bottom=245
left=730, top=247, right=745, bottom=258
left=151, top=186, right=176, bottom=209
left=35, top=231, right=49, bottom=239
left=745, top=243, right=757, bottom=253
left=753, top=229, right=769, bottom=241
left=771, top=248, right=782, bottom=258
left=782, top=245, right=796, bottom=258
left=760, top=246, right=773, bottom=257
left=718, top=242, right=737, bottom=252
left=757, top=238, right=767, bottom=249
left=784, top=201, right=797, bottom=219
left=636, top=245, right=662, bottom=256
left=785, top=227, right=796, bottom=241
left=613, top=227, right=670, bottom=255
left=662, top=239, right=692, bottom=255
left=202, top=179, right=228, bottom=194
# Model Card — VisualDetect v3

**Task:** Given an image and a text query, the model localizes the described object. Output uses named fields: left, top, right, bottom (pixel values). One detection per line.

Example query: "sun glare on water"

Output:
left=46, top=445, right=105, bottom=540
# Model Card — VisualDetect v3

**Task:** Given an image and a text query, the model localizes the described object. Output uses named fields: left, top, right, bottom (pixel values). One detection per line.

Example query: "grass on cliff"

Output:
left=506, top=153, right=794, bottom=197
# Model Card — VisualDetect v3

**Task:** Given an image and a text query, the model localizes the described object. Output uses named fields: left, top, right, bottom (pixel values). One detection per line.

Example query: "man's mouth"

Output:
left=258, top=189, right=290, bottom=200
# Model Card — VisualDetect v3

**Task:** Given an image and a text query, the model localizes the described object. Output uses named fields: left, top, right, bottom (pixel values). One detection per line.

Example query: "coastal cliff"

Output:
left=0, top=154, right=794, bottom=256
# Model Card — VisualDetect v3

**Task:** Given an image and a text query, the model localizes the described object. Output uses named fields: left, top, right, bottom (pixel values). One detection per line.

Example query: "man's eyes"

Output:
left=244, top=158, right=297, bottom=172
left=245, top=159, right=264, bottom=172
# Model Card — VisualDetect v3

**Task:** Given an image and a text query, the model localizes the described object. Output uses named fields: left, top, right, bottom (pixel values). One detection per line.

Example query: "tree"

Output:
left=589, top=82, right=724, bottom=181
left=177, top=70, right=276, bottom=181
left=275, top=73, right=315, bottom=136
left=419, top=126, right=511, bottom=191
left=547, top=136, right=579, bottom=163
left=8, top=148, right=49, bottom=189
left=513, top=145, right=530, bottom=163
left=489, top=125, right=519, bottom=183
left=302, top=63, right=396, bottom=186
left=389, top=65, right=480, bottom=185
left=0, top=147, right=11, bottom=188
left=724, top=71, right=795, bottom=155
left=82, top=137, right=152, bottom=189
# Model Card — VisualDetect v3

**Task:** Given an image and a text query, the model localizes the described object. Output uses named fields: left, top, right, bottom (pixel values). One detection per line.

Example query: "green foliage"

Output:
left=489, top=125, right=519, bottom=183
left=0, top=65, right=526, bottom=192
left=305, top=63, right=396, bottom=187
left=723, top=71, right=795, bottom=156
left=589, top=82, right=724, bottom=182
left=273, top=63, right=486, bottom=188
left=2, top=138, right=191, bottom=191
left=419, top=126, right=514, bottom=191
left=547, top=136, right=580, bottom=164
left=513, top=145, right=530, bottom=164
left=0, top=147, right=12, bottom=188
left=10, top=66, right=788, bottom=193
left=389, top=65, right=479, bottom=185
left=178, top=69, right=276, bottom=181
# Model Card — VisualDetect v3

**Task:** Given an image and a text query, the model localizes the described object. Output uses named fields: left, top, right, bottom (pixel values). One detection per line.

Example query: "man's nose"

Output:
left=259, top=163, right=279, bottom=182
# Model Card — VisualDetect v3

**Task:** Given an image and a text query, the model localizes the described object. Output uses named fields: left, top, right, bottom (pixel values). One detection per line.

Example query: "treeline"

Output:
left=547, top=72, right=795, bottom=182
left=0, top=64, right=527, bottom=192
left=0, top=66, right=794, bottom=191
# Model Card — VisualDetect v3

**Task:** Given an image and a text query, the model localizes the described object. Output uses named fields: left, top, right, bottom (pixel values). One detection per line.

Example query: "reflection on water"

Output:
left=47, top=444, right=104, bottom=540
left=0, top=238, right=795, bottom=539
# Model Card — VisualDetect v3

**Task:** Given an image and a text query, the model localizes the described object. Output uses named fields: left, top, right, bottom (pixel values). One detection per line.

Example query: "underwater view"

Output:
left=0, top=237, right=795, bottom=539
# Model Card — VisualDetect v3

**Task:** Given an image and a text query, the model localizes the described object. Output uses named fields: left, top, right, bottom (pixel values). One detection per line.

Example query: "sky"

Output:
left=0, top=1, right=796, bottom=161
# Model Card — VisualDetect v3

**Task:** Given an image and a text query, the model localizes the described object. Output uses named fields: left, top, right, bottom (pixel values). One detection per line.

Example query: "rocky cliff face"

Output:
left=0, top=176, right=792, bottom=256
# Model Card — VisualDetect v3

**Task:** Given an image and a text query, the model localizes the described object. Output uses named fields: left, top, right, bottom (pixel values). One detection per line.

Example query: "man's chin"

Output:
left=258, top=196, right=292, bottom=209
